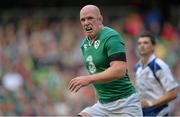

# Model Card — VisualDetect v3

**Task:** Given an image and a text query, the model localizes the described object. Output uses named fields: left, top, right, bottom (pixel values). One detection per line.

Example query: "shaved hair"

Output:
left=80, top=5, right=102, bottom=17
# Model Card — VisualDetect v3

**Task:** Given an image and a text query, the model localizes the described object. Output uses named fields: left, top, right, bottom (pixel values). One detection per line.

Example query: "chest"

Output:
left=82, top=40, right=109, bottom=70
left=135, top=66, right=159, bottom=86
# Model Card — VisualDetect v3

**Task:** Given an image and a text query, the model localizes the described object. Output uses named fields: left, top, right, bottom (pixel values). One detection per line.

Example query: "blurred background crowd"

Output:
left=0, top=3, right=180, bottom=116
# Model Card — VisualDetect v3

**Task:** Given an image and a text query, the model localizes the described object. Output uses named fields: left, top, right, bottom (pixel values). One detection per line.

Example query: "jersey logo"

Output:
left=94, top=40, right=100, bottom=49
left=83, top=44, right=88, bottom=50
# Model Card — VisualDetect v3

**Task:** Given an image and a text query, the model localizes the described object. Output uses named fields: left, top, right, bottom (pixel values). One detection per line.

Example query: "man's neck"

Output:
left=141, top=54, right=152, bottom=65
left=88, top=36, right=96, bottom=45
left=88, top=25, right=104, bottom=44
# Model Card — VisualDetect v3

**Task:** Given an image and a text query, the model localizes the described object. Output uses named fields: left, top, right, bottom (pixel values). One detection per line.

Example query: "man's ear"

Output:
left=99, top=15, right=103, bottom=22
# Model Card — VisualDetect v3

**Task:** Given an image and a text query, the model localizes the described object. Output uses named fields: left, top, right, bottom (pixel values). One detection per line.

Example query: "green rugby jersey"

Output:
left=80, top=26, right=135, bottom=104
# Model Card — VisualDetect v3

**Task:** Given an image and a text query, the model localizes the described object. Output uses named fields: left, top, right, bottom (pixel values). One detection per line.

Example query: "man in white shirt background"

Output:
left=134, top=31, right=178, bottom=116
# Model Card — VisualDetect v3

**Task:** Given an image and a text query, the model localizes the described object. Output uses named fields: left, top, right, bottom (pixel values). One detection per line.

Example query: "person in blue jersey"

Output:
left=134, top=31, right=178, bottom=116
left=68, top=5, right=143, bottom=117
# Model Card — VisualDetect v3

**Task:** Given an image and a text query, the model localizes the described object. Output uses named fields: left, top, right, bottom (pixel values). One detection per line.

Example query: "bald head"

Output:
left=80, top=5, right=102, bottom=17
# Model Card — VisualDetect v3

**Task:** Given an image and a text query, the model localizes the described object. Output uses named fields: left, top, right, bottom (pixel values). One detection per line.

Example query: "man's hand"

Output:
left=68, top=76, right=92, bottom=93
left=141, top=100, right=153, bottom=108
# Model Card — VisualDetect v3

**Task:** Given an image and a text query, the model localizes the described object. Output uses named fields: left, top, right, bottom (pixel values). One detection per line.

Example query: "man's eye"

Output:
left=81, top=18, right=85, bottom=22
left=88, top=17, right=94, bottom=20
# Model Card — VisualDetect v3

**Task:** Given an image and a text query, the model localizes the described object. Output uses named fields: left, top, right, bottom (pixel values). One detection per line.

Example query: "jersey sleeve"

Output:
left=105, top=35, right=125, bottom=57
left=156, top=59, right=179, bottom=92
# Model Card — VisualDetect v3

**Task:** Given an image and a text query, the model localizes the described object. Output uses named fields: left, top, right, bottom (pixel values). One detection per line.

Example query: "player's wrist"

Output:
left=147, top=101, right=153, bottom=107
left=88, top=76, right=94, bottom=84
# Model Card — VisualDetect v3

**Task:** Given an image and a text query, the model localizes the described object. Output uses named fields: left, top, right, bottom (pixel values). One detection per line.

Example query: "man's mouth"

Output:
left=85, top=27, right=93, bottom=32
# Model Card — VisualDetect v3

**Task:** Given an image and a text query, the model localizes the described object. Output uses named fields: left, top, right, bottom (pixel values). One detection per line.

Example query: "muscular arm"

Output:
left=68, top=60, right=127, bottom=92
left=89, top=61, right=127, bottom=83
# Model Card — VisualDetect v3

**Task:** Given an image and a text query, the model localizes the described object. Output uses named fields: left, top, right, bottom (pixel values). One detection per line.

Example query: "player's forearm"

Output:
left=151, top=88, right=177, bottom=107
left=89, top=61, right=126, bottom=83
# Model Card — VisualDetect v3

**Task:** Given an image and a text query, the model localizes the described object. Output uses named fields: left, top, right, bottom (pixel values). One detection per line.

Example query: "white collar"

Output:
left=138, top=54, right=156, bottom=66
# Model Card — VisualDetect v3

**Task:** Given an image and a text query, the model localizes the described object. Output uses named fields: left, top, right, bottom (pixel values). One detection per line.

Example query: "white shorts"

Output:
left=81, top=93, right=143, bottom=116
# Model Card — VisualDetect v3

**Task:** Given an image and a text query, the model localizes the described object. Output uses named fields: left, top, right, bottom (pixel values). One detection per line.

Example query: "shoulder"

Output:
left=155, top=58, right=170, bottom=70
left=134, top=62, right=141, bottom=72
left=102, top=27, right=120, bottom=38
left=148, top=57, right=171, bottom=74
left=102, top=26, right=124, bottom=43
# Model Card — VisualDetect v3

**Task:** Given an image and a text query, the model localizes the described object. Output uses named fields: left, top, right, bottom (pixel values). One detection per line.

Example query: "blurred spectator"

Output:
left=124, top=12, right=143, bottom=37
left=2, top=65, right=24, bottom=92
left=144, top=7, right=162, bottom=36
left=162, top=22, right=178, bottom=41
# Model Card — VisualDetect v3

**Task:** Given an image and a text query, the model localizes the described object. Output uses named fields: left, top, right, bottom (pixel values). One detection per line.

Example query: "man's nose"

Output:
left=139, top=44, right=144, bottom=48
left=84, top=19, right=89, bottom=25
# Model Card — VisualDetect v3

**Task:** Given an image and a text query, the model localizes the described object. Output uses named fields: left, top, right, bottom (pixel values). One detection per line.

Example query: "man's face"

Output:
left=138, top=37, right=154, bottom=56
left=80, top=9, right=102, bottom=39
